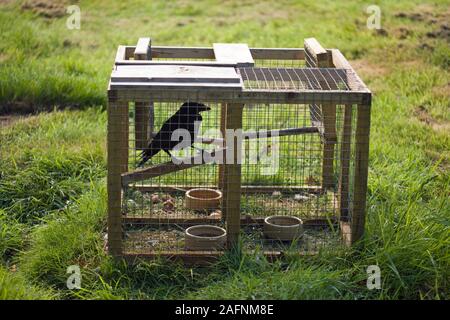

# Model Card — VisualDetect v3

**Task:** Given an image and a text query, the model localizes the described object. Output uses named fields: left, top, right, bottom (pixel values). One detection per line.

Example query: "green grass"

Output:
left=0, top=0, right=449, bottom=300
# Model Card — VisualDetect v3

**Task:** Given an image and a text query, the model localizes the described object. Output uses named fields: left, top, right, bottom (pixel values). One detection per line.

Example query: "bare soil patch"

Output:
left=413, top=105, right=450, bottom=134
left=21, top=0, right=68, bottom=18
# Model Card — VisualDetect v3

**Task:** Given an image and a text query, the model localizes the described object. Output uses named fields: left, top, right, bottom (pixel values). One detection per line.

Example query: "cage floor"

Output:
left=122, top=224, right=341, bottom=255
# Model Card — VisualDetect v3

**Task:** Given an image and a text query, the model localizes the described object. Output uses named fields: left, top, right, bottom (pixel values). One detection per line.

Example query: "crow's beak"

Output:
left=199, top=105, right=211, bottom=112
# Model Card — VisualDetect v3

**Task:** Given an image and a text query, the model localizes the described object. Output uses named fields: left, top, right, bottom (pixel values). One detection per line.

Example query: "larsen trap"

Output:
left=106, top=38, right=371, bottom=264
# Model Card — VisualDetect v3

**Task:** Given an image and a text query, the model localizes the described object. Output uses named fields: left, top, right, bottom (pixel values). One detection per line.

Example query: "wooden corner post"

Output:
left=304, top=38, right=337, bottom=190
left=134, top=38, right=154, bottom=150
left=223, top=103, right=243, bottom=248
left=351, top=101, right=371, bottom=243
left=107, top=96, right=128, bottom=257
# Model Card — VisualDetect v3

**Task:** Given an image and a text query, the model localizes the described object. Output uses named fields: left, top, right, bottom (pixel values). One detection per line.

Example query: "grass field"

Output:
left=0, top=0, right=449, bottom=300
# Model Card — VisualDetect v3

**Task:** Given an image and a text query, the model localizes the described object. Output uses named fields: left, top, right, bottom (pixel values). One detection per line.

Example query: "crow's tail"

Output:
left=137, top=147, right=160, bottom=167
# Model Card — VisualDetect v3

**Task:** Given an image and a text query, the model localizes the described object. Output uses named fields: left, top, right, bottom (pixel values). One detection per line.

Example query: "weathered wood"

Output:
left=213, top=43, right=255, bottom=67
left=223, top=104, right=243, bottom=248
left=109, top=86, right=367, bottom=105
left=134, top=37, right=151, bottom=60
left=338, top=104, right=353, bottom=218
left=115, top=45, right=127, bottom=61
left=123, top=215, right=338, bottom=227
left=119, top=46, right=305, bottom=60
left=107, top=100, right=128, bottom=257
left=134, top=38, right=154, bottom=150
left=121, top=148, right=225, bottom=186
left=111, top=65, right=241, bottom=84
left=304, top=38, right=331, bottom=67
left=199, top=127, right=319, bottom=147
left=351, top=103, right=371, bottom=243
left=218, top=103, right=227, bottom=193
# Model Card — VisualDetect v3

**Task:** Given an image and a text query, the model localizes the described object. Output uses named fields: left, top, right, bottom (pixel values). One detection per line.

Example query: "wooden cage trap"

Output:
left=106, top=37, right=371, bottom=265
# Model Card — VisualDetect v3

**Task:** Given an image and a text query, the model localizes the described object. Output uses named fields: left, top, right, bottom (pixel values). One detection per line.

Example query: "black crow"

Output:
left=137, top=102, right=211, bottom=167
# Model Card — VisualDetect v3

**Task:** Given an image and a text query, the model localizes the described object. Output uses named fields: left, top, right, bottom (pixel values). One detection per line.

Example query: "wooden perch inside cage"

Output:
left=121, top=148, right=226, bottom=186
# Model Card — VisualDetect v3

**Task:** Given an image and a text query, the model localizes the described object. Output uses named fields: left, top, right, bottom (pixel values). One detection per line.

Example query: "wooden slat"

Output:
left=107, top=99, right=128, bottom=257
left=338, top=104, right=353, bottom=218
left=121, top=148, right=225, bottom=186
left=351, top=103, right=371, bottom=243
left=120, top=46, right=305, bottom=60
left=213, top=43, right=255, bottom=67
left=123, top=216, right=338, bottom=227
left=111, top=65, right=241, bottom=84
left=115, top=60, right=239, bottom=67
left=218, top=103, right=227, bottom=193
left=304, top=38, right=331, bottom=67
left=223, top=103, right=243, bottom=247
left=110, top=87, right=367, bottom=105
left=134, top=38, right=154, bottom=150
left=134, top=37, right=151, bottom=60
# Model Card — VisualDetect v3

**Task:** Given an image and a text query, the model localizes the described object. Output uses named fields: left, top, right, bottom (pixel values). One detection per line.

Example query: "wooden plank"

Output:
left=131, top=184, right=323, bottom=194
left=123, top=216, right=338, bottom=227
left=351, top=103, right=371, bottom=243
left=134, top=38, right=154, bottom=150
left=115, top=60, right=239, bottom=67
left=338, top=104, right=353, bottom=218
left=111, top=65, right=241, bottom=84
left=218, top=103, right=227, bottom=193
left=134, top=37, right=151, bottom=60
left=199, top=127, right=319, bottom=147
left=121, top=46, right=305, bottom=60
left=115, top=45, right=127, bottom=62
left=110, top=87, right=367, bottom=105
left=107, top=99, right=128, bottom=257
left=223, top=104, right=243, bottom=248
left=304, top=38, right=331, bottom=67
left=121, top=148, right=225, bottom=186
left=213, top=43, right=255, bottom=67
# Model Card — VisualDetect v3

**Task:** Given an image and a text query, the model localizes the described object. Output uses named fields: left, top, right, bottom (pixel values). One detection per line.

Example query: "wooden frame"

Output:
left=106, top=38, right=371, bottom=264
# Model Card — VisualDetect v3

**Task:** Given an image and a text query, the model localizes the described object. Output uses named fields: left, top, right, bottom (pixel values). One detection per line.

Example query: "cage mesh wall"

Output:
left=119, top=99, right=358, bottom=255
